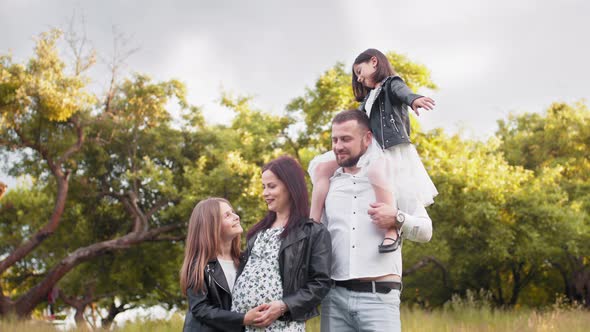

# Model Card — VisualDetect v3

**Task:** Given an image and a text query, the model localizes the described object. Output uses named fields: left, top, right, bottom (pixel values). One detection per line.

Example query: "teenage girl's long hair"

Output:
left=247, top=156, right=310, bottom=240
left=180, top=197, right=241, bottom=295
left=352, top=48, right=397, bottom=102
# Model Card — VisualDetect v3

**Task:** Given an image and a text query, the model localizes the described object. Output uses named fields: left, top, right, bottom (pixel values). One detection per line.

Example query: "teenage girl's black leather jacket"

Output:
left=239, top=219, right=332, bottom=322
left=183, top=259, right=244, bottom=332
left=359, top=76, right=423, bottom=150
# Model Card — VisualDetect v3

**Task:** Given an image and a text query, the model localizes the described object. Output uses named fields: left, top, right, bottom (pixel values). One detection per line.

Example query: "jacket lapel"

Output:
left=360, top=76, right=392, bottom=113
left=375, top=76, right=393, bottom=99
left=207, top=260, right=231, bottom=294
left=279, top=221, right=310, bottom=252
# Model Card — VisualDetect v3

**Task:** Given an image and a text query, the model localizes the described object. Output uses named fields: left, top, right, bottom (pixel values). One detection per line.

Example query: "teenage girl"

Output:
left=309, top=48, right=438, bottom=253
left=180, top=197, right=266, bottom=332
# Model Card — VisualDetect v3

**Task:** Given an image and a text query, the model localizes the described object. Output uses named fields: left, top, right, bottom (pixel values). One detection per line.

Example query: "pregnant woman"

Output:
left=232, top=156, right=332, bottom=331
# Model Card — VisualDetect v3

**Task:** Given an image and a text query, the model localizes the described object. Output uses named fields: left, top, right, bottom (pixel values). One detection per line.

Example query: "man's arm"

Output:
left=398, top=204, right=432, bottom=243
left=368, top=198, right=432, bottom=243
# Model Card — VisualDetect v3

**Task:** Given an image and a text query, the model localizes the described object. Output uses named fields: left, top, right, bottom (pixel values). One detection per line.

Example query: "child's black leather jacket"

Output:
left=183, top=259, right=244, bottom=332
left=359, top=76, right=423, bottom=149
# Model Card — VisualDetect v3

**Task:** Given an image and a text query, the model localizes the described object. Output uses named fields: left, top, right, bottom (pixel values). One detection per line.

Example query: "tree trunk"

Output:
left=101, top=300, right=132, bottom=329
left=509, top=264, right=522, bottom=306
left=10, top=223, right=181, bottom=317
left=0, top=116, right=84, bottom=277
left=494, top=270, right=504, bottom=305
left=552, top=255, right=590, bottom=307
left=572, top=267, right=590, bottom=307
left=403, top=256, right=453, bottom=291
left=0, top=176, right=69, bottom=275
left=0, top=287, right=15, bottom=317
left=59, top=289, right=95, bottom=329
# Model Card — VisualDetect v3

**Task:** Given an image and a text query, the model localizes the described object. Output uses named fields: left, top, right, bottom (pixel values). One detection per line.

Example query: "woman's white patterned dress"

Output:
left=232, top=227, right=305, bottom=332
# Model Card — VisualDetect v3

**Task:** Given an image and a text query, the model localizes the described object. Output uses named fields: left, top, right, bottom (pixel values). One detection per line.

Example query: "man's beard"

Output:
left=336, top=152, right=362, bottom=167
left=335, top=140, right=367, bottom=168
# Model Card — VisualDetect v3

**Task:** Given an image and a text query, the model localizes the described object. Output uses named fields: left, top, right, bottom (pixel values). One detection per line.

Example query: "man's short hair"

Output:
left=332, top=110, right=371, bottom=132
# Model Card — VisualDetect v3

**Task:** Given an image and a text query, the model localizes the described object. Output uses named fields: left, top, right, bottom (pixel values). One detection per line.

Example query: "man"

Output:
left=320, top=110, right=433, bottom=332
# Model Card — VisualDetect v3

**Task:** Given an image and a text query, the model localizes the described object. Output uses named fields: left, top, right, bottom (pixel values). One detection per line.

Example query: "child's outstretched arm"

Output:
left=410, top=97, right=435, bottom=116
left=389, top=76, right=435, bottom=116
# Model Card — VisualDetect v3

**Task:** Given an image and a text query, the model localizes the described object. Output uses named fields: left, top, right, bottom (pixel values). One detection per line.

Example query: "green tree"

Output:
left=180, top=93, right=291, bottom=231
left=1, top=30, right=293, bottom=322
left=497, top=101, right=590, bottom=306
left=0, top=30, right=190, bottom=318
left=400, top=102, right=589, bottom=308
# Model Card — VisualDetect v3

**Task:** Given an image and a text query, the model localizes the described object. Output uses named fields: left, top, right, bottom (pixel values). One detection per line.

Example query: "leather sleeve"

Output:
left=389, top=77, right=423, bottom=108
left=186, top=286, right=245, bottom=331
left=282, top=223, right=332, bottom=320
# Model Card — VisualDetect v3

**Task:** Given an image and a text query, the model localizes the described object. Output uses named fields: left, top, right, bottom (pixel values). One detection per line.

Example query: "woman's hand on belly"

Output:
left=253, top=300, right=287, bottom=327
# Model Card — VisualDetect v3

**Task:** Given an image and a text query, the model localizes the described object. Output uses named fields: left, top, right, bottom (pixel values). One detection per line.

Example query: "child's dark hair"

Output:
left=352, top=48, right=397, bottom=102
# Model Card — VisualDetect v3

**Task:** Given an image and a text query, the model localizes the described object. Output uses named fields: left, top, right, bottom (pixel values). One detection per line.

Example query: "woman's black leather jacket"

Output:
left=238, top=219, right=332, bottom=322
left=359, top=76, right=423, bottom=150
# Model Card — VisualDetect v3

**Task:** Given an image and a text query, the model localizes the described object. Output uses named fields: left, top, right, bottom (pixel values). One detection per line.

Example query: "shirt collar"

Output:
left=331, top=158, right=371, bottom=179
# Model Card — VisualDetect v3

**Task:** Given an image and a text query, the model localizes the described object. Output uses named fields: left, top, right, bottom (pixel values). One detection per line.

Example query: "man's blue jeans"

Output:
left=320, top=285, right=401, bottom=332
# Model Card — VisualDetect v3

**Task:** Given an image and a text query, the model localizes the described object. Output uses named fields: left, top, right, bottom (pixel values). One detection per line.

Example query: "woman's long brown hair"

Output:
left=247, top=156, right=310, bottom=240
left=180, top=197, right=241, bottom=295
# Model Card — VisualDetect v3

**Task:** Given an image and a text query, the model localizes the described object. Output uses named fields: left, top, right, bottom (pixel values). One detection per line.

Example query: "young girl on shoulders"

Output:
left=309, top=48, right=438, bottom=253
left=180, top=197, right=265, bottom=332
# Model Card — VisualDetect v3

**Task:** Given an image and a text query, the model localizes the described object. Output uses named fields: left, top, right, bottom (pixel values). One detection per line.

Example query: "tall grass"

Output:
left=399, top=291, right=590, bottom=332
left=1, top=306, right=589, bottom=331
left=401, top=304, right=590, bottom=332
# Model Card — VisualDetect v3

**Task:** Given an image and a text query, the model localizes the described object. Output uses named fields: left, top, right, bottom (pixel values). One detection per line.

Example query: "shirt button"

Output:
left=354, top=196, right=357, bottom=199
left=353, top=212, right=356, bottom=214
left=353, top=227, right=356, bottom=230
left=352, top=245, right=356, bottom=248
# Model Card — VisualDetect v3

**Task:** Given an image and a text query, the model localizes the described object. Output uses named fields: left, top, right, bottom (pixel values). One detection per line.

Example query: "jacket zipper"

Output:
left=206, top=265, right=212, bottom=287
left=206, top=264, right=230, bottom=294
left=380, top=102, right=385, bottom=148
left=390, top=114, right=400, bottom=133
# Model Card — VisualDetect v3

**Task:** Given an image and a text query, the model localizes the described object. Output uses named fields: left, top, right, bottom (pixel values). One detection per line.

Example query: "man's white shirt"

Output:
left=324, top=162, right=432, bottom=281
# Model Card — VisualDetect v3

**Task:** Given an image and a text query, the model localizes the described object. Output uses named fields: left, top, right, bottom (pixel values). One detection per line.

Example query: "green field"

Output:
left=2, top=306, right=589, bottom=332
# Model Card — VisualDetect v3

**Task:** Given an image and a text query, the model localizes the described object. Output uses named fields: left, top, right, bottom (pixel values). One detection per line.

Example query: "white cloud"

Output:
left=1, top=0, right=589, bottom=153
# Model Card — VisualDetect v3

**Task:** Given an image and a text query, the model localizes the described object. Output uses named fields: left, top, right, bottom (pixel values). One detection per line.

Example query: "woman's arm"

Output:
left=282, top=224, right=332, bottom=320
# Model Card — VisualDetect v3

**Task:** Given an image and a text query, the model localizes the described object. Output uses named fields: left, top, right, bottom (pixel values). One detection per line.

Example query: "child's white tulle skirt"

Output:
left=308, top=138, right=438, bottom=207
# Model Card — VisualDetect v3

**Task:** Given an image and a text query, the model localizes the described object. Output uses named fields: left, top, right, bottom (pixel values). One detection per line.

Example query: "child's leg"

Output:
left=368, top=160, right=400, bottom=252
left=372, top=184, right=397, bottom=241
left=310, top=160, right=339, bottom=222
left=310, top=177, right=329, bottom=222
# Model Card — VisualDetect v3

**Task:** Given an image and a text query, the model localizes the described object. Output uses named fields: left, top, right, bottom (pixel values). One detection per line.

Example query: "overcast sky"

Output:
left=2, top=0, right=590, bottom=187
